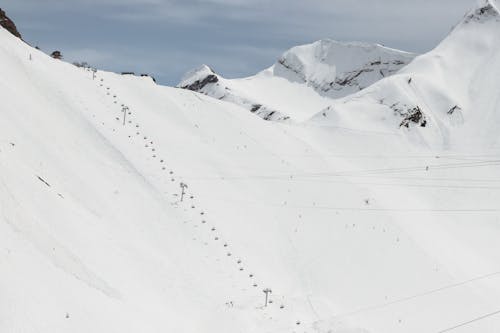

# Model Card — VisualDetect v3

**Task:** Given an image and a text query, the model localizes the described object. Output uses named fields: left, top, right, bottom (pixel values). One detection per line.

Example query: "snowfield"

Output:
left=1, top=1, right=500, bottom=333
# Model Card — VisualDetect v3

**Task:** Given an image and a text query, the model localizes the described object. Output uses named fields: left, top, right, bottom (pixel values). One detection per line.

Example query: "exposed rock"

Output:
left=177, top=65, right=293, bottom=122
left=141, top=74, right=156, bottom=83
left=263, top=111, right=277, bottom=121
left=51, top=51, right=63, bottom=60
left=463, top=0, right=499, bottom=23
left=448, top=105, right=462, bottom=115
left=333, top=69, right=373, bottom=88
left=0, top=8, right=22, bottom=39
left=398, top=106, right=427, bottom=128
left=250, top=104, right=262, bottom=113
left=182, top=74, right=219, bottom=91
left=179, top=65, right=220, bottom=91
left=367, top=101, right=429, bottom=128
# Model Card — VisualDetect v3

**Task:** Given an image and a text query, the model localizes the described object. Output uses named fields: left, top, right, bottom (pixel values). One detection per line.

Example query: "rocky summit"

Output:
left=0, top=8, right=21, bottom=39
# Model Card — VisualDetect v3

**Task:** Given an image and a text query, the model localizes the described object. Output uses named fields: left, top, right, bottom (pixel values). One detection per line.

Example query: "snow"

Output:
left=313, top=0, right=500, bottom=150
left=272, top=39, right=415, bottom=98
left=178, top=39, right=414, bottom=122
left=2, top=1, right=500, bottom=332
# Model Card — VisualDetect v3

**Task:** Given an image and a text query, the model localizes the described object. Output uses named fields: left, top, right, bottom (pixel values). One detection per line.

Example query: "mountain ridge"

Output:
left=311, top=0, right=500, bottom=150
left=178, top=39, right=415, bottom=122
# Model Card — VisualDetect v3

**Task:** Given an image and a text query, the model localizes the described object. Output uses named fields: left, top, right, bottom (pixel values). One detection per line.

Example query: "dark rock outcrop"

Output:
left=0, top=8, right=22, bottom=39
left=181, top=74, right=219, bottom=91
left=463, top=1, right=499, bottom=23
left=385, top=101, right=427, bottom=128
left=399, top=106, right=427, bottom=128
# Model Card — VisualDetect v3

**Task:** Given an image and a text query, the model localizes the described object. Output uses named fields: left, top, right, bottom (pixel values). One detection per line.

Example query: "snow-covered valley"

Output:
left=1, top=1, right=500, bottom=333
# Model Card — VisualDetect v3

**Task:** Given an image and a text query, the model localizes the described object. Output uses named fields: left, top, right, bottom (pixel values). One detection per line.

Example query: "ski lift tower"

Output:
left=263, top=288, right=272, bottom=307
left=180, top=182, right=188, bottom=201
left=122, top=106, right=129, bottom=126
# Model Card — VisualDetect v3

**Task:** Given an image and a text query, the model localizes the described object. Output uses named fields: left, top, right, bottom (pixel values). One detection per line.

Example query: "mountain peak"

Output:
left=178, top=64, right=220, bottom=91
left=272, top=39, right=415, bottom=98
left=0, top=8, right=22, bottom=39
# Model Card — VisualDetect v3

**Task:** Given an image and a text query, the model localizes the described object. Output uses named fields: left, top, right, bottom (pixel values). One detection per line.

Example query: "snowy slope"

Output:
left=0, top=27, right=254, bottom=333
left=313, top=0, right=500, bottom=151
left=2, top=1, right=500, bottom=333
left=178, top=40, right=414, bottom=122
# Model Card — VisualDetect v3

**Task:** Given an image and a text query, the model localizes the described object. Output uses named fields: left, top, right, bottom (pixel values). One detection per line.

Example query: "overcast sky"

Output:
left=3, top=0, right=477, bottom=85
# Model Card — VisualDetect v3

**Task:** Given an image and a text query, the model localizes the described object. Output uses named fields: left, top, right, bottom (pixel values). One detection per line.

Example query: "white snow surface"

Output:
left=2, top=1, right=500, bottom=333
left=178, top=40, right=414, bottom=122
left=314, top=0, right=500, bottom=150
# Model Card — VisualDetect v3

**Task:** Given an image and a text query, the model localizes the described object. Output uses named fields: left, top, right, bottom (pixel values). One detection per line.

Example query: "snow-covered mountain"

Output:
left=2, top=1, right=500, bottom=333
left=273, top=40, right=415, bottom=97
left=178, top=40, right=415, bottom=121
left=314, top=0, right=500, bottom=150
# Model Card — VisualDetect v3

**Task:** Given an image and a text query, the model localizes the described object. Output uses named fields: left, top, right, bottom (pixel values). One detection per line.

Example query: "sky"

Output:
left=3, top=0, right=477, bottom=85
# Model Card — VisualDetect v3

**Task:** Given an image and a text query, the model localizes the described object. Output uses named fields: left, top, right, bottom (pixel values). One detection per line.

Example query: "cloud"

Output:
left=64, top=48, right=114, bottom=64
left=2, top=0, right=478, bottom=84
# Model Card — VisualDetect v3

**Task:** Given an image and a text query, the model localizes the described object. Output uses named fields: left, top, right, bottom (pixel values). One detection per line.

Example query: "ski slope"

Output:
left=1, top=1, right=500, bottom=333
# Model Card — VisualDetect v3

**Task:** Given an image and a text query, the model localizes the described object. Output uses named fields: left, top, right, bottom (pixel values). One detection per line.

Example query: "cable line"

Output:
left=438, top=309, right=500, bottom=333
left=333, top=271, right=500, bottom=319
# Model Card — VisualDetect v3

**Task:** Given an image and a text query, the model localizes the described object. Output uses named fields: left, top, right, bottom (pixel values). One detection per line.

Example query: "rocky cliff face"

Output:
left=0, top=8, right=22, bottom=39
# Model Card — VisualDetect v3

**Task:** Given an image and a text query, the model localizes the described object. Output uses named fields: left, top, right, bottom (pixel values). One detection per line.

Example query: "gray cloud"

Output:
left=2, top=0, right=476, bottom=84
